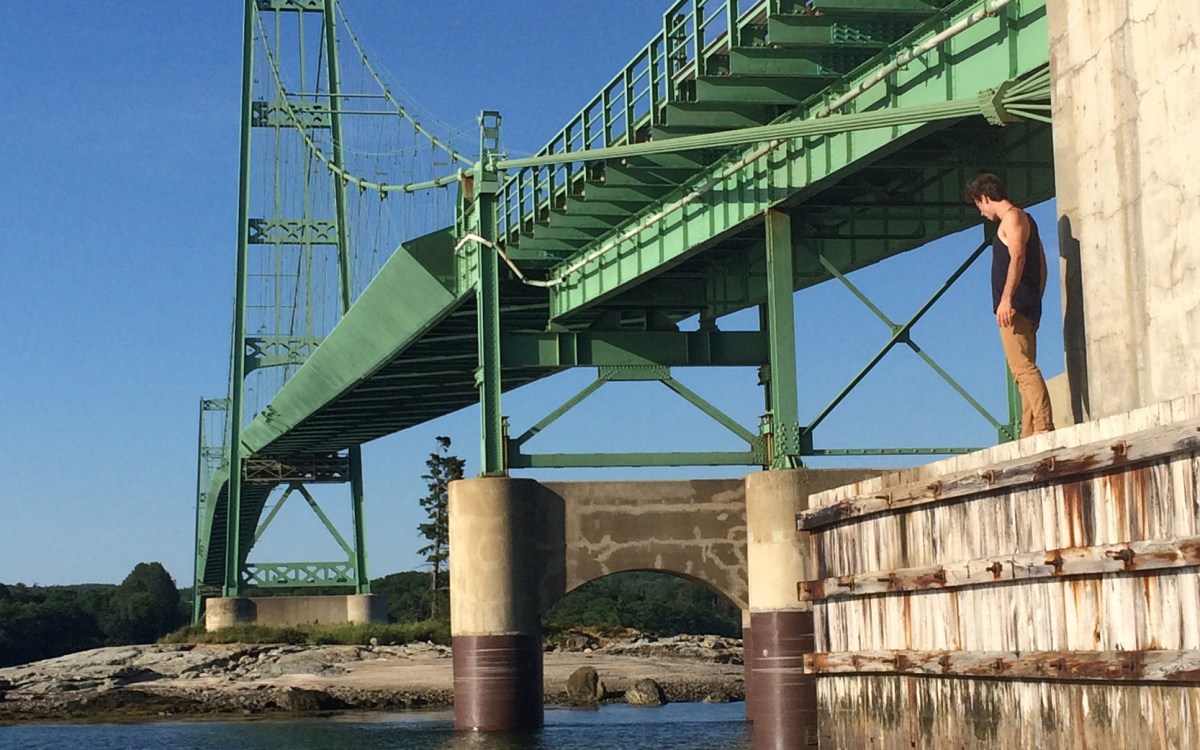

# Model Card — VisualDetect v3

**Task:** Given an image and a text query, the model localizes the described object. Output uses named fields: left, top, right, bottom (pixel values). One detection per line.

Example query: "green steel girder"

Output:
left=765, top=14, right=917, bottom=48
left=252, top=100, right=331, bottom=129
left=255, top=0, right=323, bottom=12
left=598, top=365, right=671, bottom=381
left=247, top=218, right=338, bottom=245
left=545, top=0, right=1050, bottom=321
left=726, top=47, right=871, bottom=78
left=509, top=451, right=761, bottom=469
left=806, top=0, right=948, bottom=13
left=244, top=562, right=358, bottom=588
left=243, top=453, right=350, bottom=484
left=244, top=336, right=323, bottom=373
left=499, top=330, right=768, bottom=369
left=508, top=364, right=766, bottom=469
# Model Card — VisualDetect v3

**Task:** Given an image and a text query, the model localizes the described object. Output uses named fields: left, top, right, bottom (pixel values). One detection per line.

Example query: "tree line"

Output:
left=0, top=562, right=187, bottom=668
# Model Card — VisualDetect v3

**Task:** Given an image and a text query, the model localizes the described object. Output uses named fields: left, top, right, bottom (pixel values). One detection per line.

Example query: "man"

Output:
left=964, top=173, right=1054, bottom=437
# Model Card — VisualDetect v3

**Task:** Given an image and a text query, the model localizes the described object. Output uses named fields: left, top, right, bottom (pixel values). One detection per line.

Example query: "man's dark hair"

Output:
left=964, top=173, right=1008, bottom=203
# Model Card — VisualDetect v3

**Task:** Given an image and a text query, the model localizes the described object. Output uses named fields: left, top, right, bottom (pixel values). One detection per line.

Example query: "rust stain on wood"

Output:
left=806, top=649, right=1200, bottom=684
left=798, top=417, right=1200, bottom=530
left=800, top=537, right=1200, bottom=601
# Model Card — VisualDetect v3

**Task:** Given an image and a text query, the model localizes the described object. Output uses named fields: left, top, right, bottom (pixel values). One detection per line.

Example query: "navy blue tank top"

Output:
left=991, top=211, right=1043, bottom=324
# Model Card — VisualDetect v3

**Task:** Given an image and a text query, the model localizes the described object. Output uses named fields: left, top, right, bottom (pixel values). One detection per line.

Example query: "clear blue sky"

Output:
left=0, top=2, right=1061, bottom=588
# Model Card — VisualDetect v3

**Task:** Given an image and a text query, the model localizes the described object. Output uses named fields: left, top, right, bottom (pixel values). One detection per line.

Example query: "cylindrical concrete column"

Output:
left=746, top=469, right=818, bottom=749
left=449, top=477, right=544, bottom=731
left=742, top=609, right=755, bottom=723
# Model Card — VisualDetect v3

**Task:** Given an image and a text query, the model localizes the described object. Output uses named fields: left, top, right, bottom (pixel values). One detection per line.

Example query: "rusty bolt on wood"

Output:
left=1046, top=551, right=1065, bottom=573
left=1109, top=547, right=1137, bottom=568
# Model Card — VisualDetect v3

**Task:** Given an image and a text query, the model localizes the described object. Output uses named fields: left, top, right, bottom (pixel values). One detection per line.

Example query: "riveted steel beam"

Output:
left=499, top=330, right=768, bottom=368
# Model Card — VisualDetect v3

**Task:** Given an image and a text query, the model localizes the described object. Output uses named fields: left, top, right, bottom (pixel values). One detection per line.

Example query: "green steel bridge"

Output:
left=194, top=0, right=1054, bottom=616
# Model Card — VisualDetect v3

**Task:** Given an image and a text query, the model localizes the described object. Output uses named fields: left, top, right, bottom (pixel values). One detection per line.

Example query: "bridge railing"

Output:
left=496, top=0, right=769, bottom=249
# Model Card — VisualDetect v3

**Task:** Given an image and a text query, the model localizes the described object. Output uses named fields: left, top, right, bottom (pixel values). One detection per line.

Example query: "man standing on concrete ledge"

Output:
left=965, top=173, right=1055, bottom=437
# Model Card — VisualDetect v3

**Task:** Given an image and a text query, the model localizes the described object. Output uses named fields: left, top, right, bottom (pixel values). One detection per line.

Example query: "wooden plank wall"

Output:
left=804, top=394, right=1200, bottom=749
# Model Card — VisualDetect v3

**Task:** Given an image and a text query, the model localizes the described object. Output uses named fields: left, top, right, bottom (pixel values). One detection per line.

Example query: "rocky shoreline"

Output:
left=0, top=633, right=744, bottom=724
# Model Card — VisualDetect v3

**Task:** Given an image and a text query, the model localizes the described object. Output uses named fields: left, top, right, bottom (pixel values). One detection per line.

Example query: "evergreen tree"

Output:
left=417, top=436, right=464, bottom=619
left=102, top=562, right=185, bottom=644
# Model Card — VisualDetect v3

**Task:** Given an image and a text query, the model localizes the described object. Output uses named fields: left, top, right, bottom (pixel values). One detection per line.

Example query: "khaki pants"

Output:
left=999, top=312, right=1055, bottom=437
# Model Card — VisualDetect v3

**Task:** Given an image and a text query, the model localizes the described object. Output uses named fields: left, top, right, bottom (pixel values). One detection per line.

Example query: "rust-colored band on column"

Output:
left=453, top=633, right=544, bottom=731
left=743, top=625, right=755, bottom=723
left=750, top=610, right=818, bottom=749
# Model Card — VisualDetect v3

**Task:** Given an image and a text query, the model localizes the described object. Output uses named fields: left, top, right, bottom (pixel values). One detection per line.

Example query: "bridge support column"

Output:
left=746, top=469, right=875, bottom=748
left=742, top=609, right=756, bottom=723
left=449, top=477, right=543, bottom=731
left=746, top=469, right=817, bottom=749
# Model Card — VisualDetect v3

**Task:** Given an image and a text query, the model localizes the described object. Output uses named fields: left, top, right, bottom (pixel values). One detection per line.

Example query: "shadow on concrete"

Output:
left=1058, top=214, right=1090, bottom=424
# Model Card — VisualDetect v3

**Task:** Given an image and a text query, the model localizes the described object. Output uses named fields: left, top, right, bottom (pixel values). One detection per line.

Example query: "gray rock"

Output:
left=625, top=678, right=665, bottom=707
left=256, top=653, right=341, bottom=677
left=559, top=633, right=597, bottom=652
left=276, top=686, right=345, bottom=712
left=565, top=666, right=605, bottom=704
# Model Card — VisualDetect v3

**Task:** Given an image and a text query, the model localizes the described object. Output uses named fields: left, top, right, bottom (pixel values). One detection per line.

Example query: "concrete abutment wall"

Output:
left=204, top=593, right=386, bottom=631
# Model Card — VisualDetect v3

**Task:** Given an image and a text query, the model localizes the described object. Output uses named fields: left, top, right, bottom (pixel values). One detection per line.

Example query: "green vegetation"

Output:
left=416, top=436, right=463, bottom=619
left=0, top=562, right=187, bottom=668
left=160, top=620, right=449, bottom=646
left=371, top=570, right=447, bottom=623
left=545, top=572, right=741, bottom=638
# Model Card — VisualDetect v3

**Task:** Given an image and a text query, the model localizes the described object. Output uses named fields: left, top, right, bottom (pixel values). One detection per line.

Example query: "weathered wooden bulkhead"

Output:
left=800, top=395, right=1200, bottom=748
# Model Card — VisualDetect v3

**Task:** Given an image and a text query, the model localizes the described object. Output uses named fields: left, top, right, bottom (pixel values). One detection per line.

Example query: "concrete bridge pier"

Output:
left=746, top=470, right=816, bottom=748
left=746, top=469, right=857, bottom=749
left=742, top=608, right=756, bottom=724
left=448, top=477, right=545, bottom=731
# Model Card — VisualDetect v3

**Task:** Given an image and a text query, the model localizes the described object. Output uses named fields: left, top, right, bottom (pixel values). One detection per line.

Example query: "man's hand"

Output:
left=996, top=298, right=1015, bottom=327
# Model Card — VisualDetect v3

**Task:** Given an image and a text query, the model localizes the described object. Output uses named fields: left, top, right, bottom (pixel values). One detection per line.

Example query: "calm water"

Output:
left=0, top=702, right=751, bottom=750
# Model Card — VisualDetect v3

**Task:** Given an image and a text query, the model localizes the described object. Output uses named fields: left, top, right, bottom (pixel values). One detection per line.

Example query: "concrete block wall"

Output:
left=1049, top=0, right=1200, bottom=421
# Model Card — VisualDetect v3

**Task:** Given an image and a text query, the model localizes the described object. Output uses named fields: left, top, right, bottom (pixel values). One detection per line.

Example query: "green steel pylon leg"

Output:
left=192, top=398, right=206, bottom=624
left=222, top=0, right=258, bottom=598
left=475, top=112, right=506, bottom=476
left=349, top=446, right=370, bottom=593
left=763, top=208, right=803, bottom=468
left=324, top=0, right=371, bottom=592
